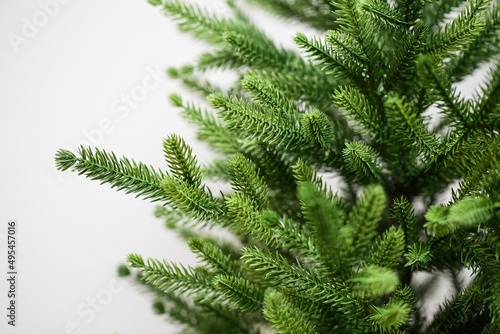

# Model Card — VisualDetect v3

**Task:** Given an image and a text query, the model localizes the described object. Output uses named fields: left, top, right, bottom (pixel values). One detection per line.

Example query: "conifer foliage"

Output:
left=55, top=0, right=500, bottom=332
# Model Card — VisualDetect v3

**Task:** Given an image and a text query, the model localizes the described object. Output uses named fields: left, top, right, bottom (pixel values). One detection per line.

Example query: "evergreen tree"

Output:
left=55, top=0, right=500, bottom=332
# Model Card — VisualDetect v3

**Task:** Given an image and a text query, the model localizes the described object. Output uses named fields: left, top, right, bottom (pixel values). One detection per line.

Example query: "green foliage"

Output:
left=343, top=141, right=382, bottom=183
left=56, top=0, right=500, bottom=332
left=228, top=153, right=269, bottom=210
left=369, top=300, right=411, bottom=333
left=163, top=134, right=203, bottom=187
left=368, top=226, right=405, bottom=269
left=425, top=196, right=497, bottom=237
left=54, top=146, right=167, bottom=202
left=349, top=265, right=399, bottom=299
left=263, top=288, right=319, bottom=334
left=213, top=275, right=264, bottom=312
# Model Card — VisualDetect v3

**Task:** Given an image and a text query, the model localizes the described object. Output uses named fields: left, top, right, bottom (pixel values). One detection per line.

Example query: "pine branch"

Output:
left=127, top=253, right=221, bottom=303
left=333, top=85, right=385, bottom=139
left=208, top=93, right=303, bottom=148
left=162, top=177, right=223, bottom=222
left=368, top=226, right=405, bottom=269
left=445, top=3, right=500, bottom=81
left=163, top=134, right=203, bottom=188
left=54, top=147, right=167, bottom=202
left=417, top=55, right=470, bottom=125
left=391, top=197, right=421, bottom=246
left=369, top=299, right=412, bottom=333
left=150, top=0, right=240, bottom=45
left=263, top=288, right=320, bottom=334
left=298, top=182, right=347, bottom=274
left=246, top=0, right=338, bottom=31
left=294, top=32, right=365, bottom=85
left=228, top=153, right=269, bottom=210
left=169, top=94, right=242, bottom=155
left=188, top=239, right=241, bottom=278
left=426, top=0, right=491, bottom=59
left=385, top=93, right=443, bottom=160
left=213, top=275, right=264, bottom=313
left=348, top=265, right=399, bottom=299
left=342, top=141, right=383, bottom=183
left=343, top=185, right=387, bottom=262
left=361, top=0, right=410, bottom=30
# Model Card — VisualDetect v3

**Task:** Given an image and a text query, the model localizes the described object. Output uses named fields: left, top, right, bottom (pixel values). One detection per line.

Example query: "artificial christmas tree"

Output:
left=55, top=0, right=499, bottom=332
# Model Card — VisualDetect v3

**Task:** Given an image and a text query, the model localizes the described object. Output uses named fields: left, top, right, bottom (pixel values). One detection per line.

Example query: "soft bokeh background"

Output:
left=0, top=1, right=489, bottom=333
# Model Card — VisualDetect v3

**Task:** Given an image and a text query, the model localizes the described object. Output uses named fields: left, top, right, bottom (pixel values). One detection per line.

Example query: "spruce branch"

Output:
left=294, top=32, right=365, bottom=85
left=188, top=239, right=241, bottom=278
left=292, top=158, right=337, bottom=197
left=324, top=30, right=368, bottom=69
left=344, top=185, right=386, bottom=261
left=385, top=93, right=443, bottom=160
left=445, top=3, right=500, bottom=81
left=57, top=0, right=500, bottom=331
left=167, top=66, right=222, bottom=97
left=163, top=134, right=203, bottom=188
left=241, top=74, right=300, bottom=118
left=300, top=109, right=335, bottom=150
left=426, top=0, right=491, bottom=59
left=348, top=265, right=399, bottom=299
left=361, top=0, right=410, bottom=30
left=152, top=0, right=240, bottom=45
left=162, top=177, right=223, bottom=222
left=404, top=242, right=433, bottom=271
left=196, top=49, right=246, bottom=71
left=246, top=0, right=338, bottom=31
left=223, top=31, right=302, bottom=72
left=228, top=153, right=269, bottom=210
left=298, top=181, right=347, bottom=273
left=208, top=93, right=303, bottom=148
left=127, top=253, right=221, bottom=303
left=263, top=288, right=320, bottom=334
left=342, top=141, right=383, bottom=183
left=54, top=147, right=167, bottom=202
left=417, top=55, right=470, bottom=125
left=333, top=85, right=384, bottom=139
left=213, top=275, right=264, bottom=313
left=169, top=94, right=242, bottom=155
left=475, top=61, right=500, bottom=130
left=241, top=247, right=356, bottom=312
left=368, top=226, right=405, bottom=269
left=369, top=299, right=411, bottom=333
left=422, top=0, right=465, bottom=27
left=424, top=196, right=496, bottom=237
left=391, top=197, right=421, bottom=246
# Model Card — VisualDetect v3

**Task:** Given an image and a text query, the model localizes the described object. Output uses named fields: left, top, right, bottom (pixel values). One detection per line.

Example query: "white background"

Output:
left=0, top=0, right=225, bottom=333
left=0, top=0, right=488, bottom=333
